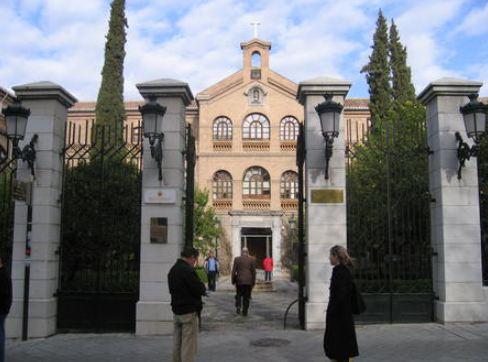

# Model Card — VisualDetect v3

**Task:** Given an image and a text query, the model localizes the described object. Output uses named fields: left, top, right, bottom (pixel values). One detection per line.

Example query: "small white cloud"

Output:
left=454, top=1, right=488, bottom=36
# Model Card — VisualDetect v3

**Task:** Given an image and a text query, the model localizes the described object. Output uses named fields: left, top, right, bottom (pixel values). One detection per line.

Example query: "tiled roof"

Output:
left=70, top=98, right=371, bottom=113
left=344, top=98, right=369, bottom=109
left=71, top=101, right=144, bottom=111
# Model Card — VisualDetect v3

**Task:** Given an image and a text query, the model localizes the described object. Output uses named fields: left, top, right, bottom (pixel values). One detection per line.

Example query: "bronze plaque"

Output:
left=12, top=179, right=32, bottom=204
left=150, top=217, right=168, bottom=244
left=311, top=189, right=344, bottom=204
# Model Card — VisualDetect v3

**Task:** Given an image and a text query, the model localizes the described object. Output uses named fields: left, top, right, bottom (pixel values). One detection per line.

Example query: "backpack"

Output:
left=351, top=281, right=366, bottom=315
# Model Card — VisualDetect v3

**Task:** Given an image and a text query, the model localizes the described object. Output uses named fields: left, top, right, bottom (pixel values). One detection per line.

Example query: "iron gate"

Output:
left=477, top=135, right=488, bottom=286
left=346, top=111, right=433, bottom=323
left=185, top=124, right=196, bottom=247
left=0, top=136, right=15, bottom=271
left=57, top=121, right=142, bottom=332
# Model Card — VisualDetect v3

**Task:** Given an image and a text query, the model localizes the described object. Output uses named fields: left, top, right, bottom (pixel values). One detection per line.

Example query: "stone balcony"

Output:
left=280, top=141, right=297, bottom=152
left=212, top=140, right=232, bottom=151
left=212, top=198, right=232, bottom=211
left=242, top=197, right=271, bottom=210
left=242, top=140, right=270, bottom=152
left=281, top=198, right=298, bottom=211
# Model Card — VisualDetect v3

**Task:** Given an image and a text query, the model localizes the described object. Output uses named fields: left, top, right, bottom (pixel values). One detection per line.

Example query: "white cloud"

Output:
left=455, top=1, right=488, bottom=36
left=394, top=0, right=466, bottom=93
left=0, top=0, right=485, bottom=101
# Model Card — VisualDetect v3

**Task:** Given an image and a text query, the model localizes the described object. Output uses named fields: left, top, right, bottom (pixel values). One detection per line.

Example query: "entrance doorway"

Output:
left=241, top=227, right=272, bottom=270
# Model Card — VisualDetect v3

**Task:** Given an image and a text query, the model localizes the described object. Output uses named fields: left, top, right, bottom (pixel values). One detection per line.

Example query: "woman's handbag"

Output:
left=351, top=281, right=366, bottom=315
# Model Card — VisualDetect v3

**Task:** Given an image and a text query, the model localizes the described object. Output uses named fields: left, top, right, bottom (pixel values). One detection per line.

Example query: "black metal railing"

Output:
left=57, top=121, right=142, bottom=332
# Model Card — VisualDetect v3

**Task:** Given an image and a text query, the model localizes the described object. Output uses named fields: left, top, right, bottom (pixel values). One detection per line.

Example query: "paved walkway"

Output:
left=6, top=279, right=488, bottom=361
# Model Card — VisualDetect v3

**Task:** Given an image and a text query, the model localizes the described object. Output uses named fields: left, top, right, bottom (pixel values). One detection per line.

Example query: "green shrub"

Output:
left=195, top=266, right=208, bottom=284
left=291, top=264, right=299, bottom=282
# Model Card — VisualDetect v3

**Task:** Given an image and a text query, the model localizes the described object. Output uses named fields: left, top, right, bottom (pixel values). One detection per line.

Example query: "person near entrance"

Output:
left=168, top=247, right=206, bottom=362
left=263, top=256, right=273, bottom=282
left=231, top=247, right=256, bottom=316
left=203, top=251, right=219, bottom=292
left=0, top=253, right=12, bottom=362
left=324, top=245, right=359, bottom=362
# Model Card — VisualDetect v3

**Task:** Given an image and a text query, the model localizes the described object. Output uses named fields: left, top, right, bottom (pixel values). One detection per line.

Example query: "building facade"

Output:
left=65, top=38, right=370, bottom=276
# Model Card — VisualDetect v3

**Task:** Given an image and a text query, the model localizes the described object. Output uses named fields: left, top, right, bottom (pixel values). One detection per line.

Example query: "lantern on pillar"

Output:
left=315, top=94, right=343, bottom=179
left=455, top=94, right=488, bottom=179
left=139, top=97, right=166, bottom=180
left=1, top=102, right=37, bottom=176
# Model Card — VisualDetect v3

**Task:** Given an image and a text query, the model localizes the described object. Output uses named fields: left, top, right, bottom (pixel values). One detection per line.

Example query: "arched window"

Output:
left=280, top=171, right=298, bottom=199
left=251, top=51, right=261, bottom=68
left=213, top=170, right=233, bottom=199
left=213, top=117, right=232, bottom=140
left=243, top=167, right=270, bottom=198
left=243, top=114, right=270, bottom=140
left=280, top=116, right=299, bottom=141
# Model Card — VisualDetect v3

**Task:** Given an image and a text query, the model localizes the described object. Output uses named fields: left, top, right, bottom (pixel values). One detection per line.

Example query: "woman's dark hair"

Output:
left=181, top=247, right=199, bottom=259
left=330, top=245, right=353, bottom=267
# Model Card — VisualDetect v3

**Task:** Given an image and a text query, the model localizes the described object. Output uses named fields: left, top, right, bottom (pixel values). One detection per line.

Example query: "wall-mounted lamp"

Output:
left=315, top=94, right=343, bottom=179
left=139, top=97, right=166, bottom=181
left=1, top=102, right=37, bottom=177
left=455, top=94, right=487, bottom=179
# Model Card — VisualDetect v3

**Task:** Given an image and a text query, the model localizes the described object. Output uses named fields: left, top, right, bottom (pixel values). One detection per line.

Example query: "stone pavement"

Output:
left=6, top=280, right=488, bottom=361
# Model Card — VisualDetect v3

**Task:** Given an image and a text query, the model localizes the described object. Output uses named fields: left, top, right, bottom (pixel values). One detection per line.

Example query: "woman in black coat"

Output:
left=324, top=245, right=359, bottom=361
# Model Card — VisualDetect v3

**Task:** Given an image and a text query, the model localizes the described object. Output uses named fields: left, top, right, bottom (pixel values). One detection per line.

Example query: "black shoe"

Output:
left=242, top=310, right=248, bottom=317
left=236, top=307, right=241, bottom=315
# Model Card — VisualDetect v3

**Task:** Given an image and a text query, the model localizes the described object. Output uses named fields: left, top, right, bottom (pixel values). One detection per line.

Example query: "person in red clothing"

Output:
left=263, top=256, right=273, bottom=282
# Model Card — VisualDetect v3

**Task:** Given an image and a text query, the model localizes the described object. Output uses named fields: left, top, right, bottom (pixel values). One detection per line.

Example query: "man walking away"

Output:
left=0, top=253, right=12, bottom=362
left=204, top=251, right=219, bottom=292
left=231, top=247, right=256, bottom=317
left=168, top=247, right=206, bottom=362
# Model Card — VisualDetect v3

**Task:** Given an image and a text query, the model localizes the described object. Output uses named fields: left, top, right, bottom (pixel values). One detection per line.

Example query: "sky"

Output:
left=0, top=0, right=487, bottom=101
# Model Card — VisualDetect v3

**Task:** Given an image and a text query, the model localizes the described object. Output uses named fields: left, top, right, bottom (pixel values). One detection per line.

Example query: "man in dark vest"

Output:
left=168, top=247, right=206, bottom=362
left=0, top=253, right=12, bottom=362
left=231, top=247, right=256, bottom=316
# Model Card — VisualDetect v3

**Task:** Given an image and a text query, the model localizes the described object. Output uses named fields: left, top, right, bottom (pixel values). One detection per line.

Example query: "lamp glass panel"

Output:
left=155, top=113, right=164, bottom=134
left=319, top=111, right=335, bottom=134
left=333, top=111, right=340, bottom=134
left=143, top=113, right=157, bottom=136
left=464, top=113, right=475, bottom=138
left=474, top=111, right=486, bottom=137
left=6, top=114, right=28, bottom=139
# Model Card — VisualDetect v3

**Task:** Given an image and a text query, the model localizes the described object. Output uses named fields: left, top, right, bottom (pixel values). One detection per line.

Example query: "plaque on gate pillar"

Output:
left=144, top=189, right=176, bottom=204
left=150, top=217, right=168, bottom=244
left=310, top=189, right=344, bottom=204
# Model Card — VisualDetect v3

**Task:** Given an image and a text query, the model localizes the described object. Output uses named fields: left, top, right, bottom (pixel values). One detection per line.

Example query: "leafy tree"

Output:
left=389, top=20, right=416, bottom=106
left=347, top=102, right=431, bottom=292
left=95, top=0, right=127, bottom=142
left=361, top=9, right=392, bottom=126
left=193, top=188, right=222, bottom=257
left=61, top=156, right=141, bottom=291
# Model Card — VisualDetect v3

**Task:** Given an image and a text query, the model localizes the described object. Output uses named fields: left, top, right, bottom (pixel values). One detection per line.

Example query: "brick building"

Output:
left=66, top=38, right=370, bottom=274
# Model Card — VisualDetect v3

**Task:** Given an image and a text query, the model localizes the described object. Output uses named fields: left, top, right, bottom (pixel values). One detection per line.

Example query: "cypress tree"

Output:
left=389, top=20, right=416, bottom=105
left=95, top=0, right=127, bottom=142
left=361, top=9, right=392, bottom=125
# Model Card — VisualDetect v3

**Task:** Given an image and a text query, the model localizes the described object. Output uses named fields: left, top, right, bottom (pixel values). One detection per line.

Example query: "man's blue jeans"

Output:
left=0, top=313, right=6, bottom=362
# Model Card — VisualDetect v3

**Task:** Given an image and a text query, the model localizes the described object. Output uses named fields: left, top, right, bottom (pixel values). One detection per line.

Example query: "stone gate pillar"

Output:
left=136, top=79, right=194, bottom=335
left=297, top=77, right=351, bottom=330
left=8, top=82, right=77, bottom=338
left=418, top=78, right=488, bottom=322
